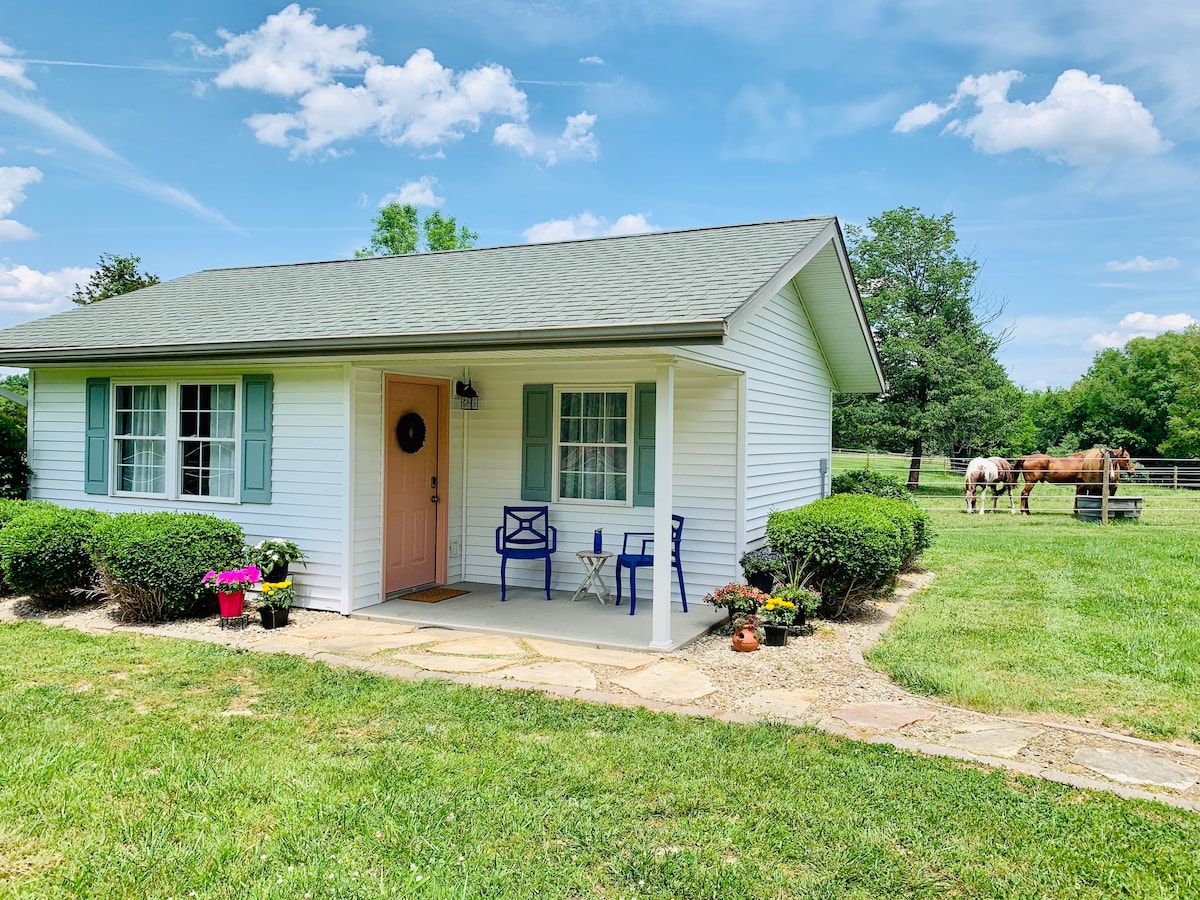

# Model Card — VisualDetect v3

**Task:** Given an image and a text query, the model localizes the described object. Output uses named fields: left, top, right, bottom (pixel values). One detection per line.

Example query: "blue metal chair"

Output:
left=495, top=506, right=557, bottom=601
left=614, top=514, right=688, bottom=616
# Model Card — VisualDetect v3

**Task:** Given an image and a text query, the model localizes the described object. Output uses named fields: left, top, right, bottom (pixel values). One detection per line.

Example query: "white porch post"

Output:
left=649, top=363, right=675, bottom=650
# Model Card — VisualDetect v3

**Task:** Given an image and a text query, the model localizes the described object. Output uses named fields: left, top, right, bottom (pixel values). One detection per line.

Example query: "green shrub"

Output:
left=766, top=494, right=910, bottom=618
left=875, top=498, right=933, bottom=570
left=0, top=498, right=53, bottom=530
left=831, top=469, right=915, bottom=504
left=93, top=512, right=244, bottom=621
left=0, top=412, right=30, bottom=500
left=0, top=506, right=103, bottom=605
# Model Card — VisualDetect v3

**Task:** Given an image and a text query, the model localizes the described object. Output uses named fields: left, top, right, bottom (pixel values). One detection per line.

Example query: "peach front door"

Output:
left=384, top=378, right=441, bottom=594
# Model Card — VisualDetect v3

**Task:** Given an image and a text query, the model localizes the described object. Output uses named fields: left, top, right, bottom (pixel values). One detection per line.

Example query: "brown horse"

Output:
left=1015, top=448, right=1129, bottom=515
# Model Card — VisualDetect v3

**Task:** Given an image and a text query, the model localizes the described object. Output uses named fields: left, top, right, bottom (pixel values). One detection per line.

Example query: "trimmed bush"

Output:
left=93, top=512, right=244, bottom=621
left=0, top=506, right=103, bottom=605
left=0, top=498, right=53, bottom=530
left=766, top=494, right=911, bottom=619
left=831, top=469, right=915, bottom=504
left=877, top=498, right=933, bottom=571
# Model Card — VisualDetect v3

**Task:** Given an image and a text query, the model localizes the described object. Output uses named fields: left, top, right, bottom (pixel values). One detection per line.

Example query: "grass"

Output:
left=855, top=455, right=1200, bottom=742
left=1, top=625, right=1197, bottom=898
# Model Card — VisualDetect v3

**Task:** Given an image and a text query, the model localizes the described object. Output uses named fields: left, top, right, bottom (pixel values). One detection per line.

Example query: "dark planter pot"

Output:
left=747, top=572, right=774, bottom=594
left=261, top=562, right=290, bottom=584
left=259, top=606, right=290, bottom=629
left=763, top=624, right=788, bottom=647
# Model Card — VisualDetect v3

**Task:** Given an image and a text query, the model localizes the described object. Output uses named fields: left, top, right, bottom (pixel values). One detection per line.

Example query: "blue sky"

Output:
left=0, top=1, right=1196, bottom=387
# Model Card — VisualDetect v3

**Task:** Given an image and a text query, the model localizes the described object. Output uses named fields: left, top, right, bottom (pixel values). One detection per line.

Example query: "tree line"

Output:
left=834, top=207, right=1199, bottom=485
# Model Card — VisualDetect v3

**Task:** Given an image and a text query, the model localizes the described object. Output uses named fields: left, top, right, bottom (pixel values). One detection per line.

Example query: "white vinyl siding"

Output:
left=29, top=364, right=349, bottom=611
left=682, top=280, right=835, bottom=541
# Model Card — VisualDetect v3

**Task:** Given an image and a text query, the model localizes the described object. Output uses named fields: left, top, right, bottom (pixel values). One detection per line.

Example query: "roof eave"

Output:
left=0, top=320, right=729, bottom=366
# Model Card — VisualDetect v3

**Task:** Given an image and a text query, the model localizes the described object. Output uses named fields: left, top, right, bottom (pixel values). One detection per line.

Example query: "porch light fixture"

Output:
left=455, top=380, right=479, bottom=410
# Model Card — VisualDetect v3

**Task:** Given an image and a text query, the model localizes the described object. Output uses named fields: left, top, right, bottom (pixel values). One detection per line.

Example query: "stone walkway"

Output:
left=3, top=579, right=1198, bottom=813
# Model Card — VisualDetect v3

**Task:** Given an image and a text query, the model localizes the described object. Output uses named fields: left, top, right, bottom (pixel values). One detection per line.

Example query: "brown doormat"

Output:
left=401, top=587, right=470, bottom=603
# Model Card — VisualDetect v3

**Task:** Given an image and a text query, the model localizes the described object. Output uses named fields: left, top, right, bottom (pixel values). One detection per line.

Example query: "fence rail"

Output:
left=831, top=448, right=1200, bottom=519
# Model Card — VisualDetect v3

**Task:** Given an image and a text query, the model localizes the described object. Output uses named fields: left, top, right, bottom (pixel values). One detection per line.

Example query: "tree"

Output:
left=71, top=253, right=160, bottom=305
left=834, top=207, right=1016, bottom=487
left=355, top=203, right=478, bottom=258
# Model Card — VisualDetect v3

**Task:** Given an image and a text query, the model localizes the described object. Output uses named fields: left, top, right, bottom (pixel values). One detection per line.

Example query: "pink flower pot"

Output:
left=217, top=591, right=246, bottom=617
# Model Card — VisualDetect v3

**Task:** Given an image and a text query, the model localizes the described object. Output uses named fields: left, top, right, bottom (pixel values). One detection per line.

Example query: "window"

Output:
left=112, top=381, right=237, bottom=500
left=179, top=384, right=236, bottom=497
left=115, top=385, right=167, bottom=493
left=557, top=389, right=629, bottom=502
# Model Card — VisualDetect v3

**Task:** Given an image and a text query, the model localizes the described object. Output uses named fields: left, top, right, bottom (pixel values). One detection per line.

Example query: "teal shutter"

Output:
left=521, top=384, right=553, bottom=502
left=633, top=382, right=656, bottom=507
left=84, top=377, right=110, bottom=495
left=241, top=374, right=273, bottom=504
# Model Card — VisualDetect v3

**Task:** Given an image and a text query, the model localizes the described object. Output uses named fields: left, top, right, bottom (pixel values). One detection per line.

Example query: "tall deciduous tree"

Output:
left=71, top=253, right=160, bottom=305
left=834, top=207, right=1016, bottom=487
left=355, top=203, right=478, bottom=258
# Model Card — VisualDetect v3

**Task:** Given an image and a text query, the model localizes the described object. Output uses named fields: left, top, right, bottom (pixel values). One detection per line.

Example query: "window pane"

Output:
left=583, top=393, right=602, bottom=417
left=561, top=417, right=580, bottom=443
left=560, top=472, right=580, bottom=498
left=115, top=384, right=166, bottom=437
left=583, top=416, right=601, bottom=443
left=606, top=392, right=626, bottom=417
left=561, top=393, right=579, bottom=417
left=117, top=438, right=166, bottom=493
left=611, top=474, right=626, bottom=501
left=178, top=383, right=236, bottom=499
left=560, top=446, right=581, bottom=471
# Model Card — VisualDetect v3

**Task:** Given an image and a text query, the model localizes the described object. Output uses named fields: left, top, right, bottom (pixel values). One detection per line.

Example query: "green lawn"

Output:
left=863, top=460, right=1200, bottom=742
left=1, top=625, right=1197, bottom=898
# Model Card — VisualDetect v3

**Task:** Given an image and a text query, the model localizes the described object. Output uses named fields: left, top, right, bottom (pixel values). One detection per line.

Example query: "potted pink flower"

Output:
left=202, top=565, right=262, bottom=618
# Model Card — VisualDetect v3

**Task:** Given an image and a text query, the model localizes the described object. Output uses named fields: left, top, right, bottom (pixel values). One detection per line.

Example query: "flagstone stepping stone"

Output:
left=747, top=688, right=820, bottom=719
left=526, top=638, right=655, bottom=670
left=831, top=703, right=934, bottom=731
left=434, top=636, right=525, bottom=657
left=612, top=662, right=716, bottom=702
left=304, top=620, right=415, bottom=639
left=1072, top=747, right=1199, bottom=790
left=947, top=725, right=1043, bottom=758
left=496, top=662, right=597, bottom=690
left=253, top=634, right=316, bottom=655
left=317, top=633, right=437, bottom=655
left=409, top=628, right=487, bottom=643
left=392, top=653, right=513, bottom=674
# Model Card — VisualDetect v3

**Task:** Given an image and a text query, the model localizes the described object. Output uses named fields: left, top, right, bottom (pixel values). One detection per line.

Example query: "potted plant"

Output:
left=702, top=582, right=769, bottom=624
left=759, top=597, right=796, bottom=646
left=248, top=538, right=306, bottom=584
left=257, top=579, right=295, bottom=629
left=202, top=565, right=262, bottom=618
left=738, top=548, right=782, bottom=594
left=777, top=554, right=820, bottom=628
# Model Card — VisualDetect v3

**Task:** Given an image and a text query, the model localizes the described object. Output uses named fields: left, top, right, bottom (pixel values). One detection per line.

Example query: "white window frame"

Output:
left=553, top=384, right=634, bottom=507
left=110, top=378, right=241, bottom=503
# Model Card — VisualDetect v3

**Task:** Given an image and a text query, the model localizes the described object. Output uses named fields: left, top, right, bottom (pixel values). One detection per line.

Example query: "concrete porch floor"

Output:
left=351, top=582, right=726, bottom=650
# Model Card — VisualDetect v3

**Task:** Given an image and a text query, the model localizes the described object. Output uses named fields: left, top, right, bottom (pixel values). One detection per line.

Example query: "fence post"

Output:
left=1174, top=466, right=1179, bottom=490
left=1101, top=451, right=1110, bottom=526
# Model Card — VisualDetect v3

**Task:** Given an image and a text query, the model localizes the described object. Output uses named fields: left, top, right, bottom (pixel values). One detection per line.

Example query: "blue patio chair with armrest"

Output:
left=614, top=514, right=688, bottom=616
left=495, top=506, right=557, bottom=601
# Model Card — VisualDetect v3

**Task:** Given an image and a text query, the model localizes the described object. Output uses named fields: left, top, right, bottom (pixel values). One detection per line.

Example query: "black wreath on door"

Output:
left=395, top=412, right=427, bottom=454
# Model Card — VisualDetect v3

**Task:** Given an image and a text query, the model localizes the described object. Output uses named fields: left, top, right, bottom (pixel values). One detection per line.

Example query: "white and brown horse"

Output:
left=964, top=456, right=1017, bottom=514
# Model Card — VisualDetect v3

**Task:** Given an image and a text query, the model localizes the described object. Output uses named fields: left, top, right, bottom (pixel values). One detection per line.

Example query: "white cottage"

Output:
left=0, top=218, right=883, bottom=648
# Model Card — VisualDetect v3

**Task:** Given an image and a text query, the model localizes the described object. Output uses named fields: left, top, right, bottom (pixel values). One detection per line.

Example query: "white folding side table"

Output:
left=571, top=550, right=613, bottom=604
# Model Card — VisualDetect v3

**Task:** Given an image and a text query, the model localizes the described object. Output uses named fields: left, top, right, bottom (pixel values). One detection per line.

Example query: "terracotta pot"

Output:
left=217, top=590, right=246, bottom=618
left=732, top=626, right=759, bottom=652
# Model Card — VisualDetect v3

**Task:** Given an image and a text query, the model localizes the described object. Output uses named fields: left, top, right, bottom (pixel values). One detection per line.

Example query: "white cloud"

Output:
left=0, top=41, right=35, bottom=90
left=0, top=263, right=91, bottom=318
left=494, top=111, right=600, bottom=165
left=0, top=45, right=237, bottom=231
left=379, top=175, right=444, bottom=208
left=0, top=165, right=41, bottom=241
left=523, top=211, right=656, bottom=243
left=579, top=55, right=605, bottom=65
left=1104, top=255, right=1180, bottom=272
left=193, top=7, right=533, bottom=157
left=896, top=69, right=1170, bottom=165
left=1088, top=311, right=1197, bottom=348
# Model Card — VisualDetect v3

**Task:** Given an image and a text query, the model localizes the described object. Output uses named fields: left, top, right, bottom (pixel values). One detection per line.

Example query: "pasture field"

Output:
left=1, top=624, right=1198, bottom=899
left=849, top=452, right=1200, bottom=742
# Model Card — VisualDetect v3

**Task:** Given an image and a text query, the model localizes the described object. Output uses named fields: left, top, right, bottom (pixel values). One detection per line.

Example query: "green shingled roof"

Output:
left=0, top=217, right=841, bottom=363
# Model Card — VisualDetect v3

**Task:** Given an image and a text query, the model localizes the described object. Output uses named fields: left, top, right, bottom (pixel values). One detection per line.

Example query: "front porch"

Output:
left=352, top=582, right=725, bottom=651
